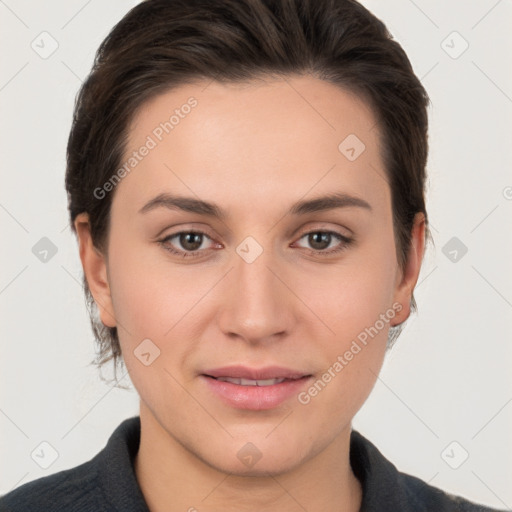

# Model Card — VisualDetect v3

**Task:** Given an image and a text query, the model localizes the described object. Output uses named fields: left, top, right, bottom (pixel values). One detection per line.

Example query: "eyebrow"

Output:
left=138, top=191, right=372, bottom=219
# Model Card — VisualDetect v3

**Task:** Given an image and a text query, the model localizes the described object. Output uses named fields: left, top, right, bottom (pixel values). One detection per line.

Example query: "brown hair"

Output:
left=65, top=0, right=430, bottom=383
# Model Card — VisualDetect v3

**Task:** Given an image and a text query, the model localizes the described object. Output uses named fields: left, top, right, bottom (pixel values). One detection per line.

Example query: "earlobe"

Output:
left=391, top=212, right=426, bottom=326
left=74, top=213, right=117, bottom=328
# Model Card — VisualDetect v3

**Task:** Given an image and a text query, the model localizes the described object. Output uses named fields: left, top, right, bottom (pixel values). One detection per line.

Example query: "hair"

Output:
left=65, top=0, right=431, bottom=385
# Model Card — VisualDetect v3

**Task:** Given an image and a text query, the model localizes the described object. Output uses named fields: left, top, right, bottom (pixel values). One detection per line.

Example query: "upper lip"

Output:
left=202, top=365, right=310, bottom=380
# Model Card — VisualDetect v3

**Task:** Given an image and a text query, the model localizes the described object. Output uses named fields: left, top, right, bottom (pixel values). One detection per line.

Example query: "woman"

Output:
left=0, top=0, right=505, bottom=510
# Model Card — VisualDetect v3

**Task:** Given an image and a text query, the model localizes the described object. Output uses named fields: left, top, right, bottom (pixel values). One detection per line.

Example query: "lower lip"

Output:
left=201, top=375, right=312, bottom=410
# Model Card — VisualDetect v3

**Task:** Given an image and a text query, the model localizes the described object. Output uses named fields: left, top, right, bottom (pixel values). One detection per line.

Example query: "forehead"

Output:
left=114, top=75, right=387, bottom=218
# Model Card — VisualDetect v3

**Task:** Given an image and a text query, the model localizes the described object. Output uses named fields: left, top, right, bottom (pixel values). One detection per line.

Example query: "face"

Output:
left=76, top=74, right=424, bottom=475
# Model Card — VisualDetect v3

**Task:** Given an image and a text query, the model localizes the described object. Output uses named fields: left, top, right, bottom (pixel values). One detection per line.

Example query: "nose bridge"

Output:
left=219, top=235, right=291, bottom=341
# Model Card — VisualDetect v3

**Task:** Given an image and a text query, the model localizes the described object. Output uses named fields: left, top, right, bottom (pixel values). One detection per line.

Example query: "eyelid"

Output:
left=295, top=228, right=352, bottom=243
left=295, top=222, right=354, bottom=239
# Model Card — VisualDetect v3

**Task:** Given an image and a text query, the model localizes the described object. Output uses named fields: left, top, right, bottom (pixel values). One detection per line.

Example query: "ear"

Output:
left=391, top=212, right=426, bottom=326
left=74, top=212, right=117, bottom=328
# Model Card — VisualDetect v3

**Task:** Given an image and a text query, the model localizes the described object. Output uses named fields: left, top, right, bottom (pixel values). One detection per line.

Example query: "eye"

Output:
left=158, top=228, right=354, bottom=259
left=294, top=230, right=353, bottom=256
left=158, top=230, right=217, bottom=259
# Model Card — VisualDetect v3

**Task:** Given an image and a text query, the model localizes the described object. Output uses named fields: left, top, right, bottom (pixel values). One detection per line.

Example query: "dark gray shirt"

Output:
left=0, top=416, right=505, bottom=511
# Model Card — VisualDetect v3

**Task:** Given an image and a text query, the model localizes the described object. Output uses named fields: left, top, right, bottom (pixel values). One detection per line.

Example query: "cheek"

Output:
left=106, top=245, right=196, bottom=405
left=292, top=233, right=398, bottom=410
left=106, top=236, right=178, bottom=344
left=302, top=239, right=398, bottom=343
left=295, top=259, right=397, bottom=425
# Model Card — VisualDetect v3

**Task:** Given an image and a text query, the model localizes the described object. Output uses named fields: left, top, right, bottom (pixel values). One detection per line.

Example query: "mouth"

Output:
left=202, top=365, right=310, bottom=381
left=208, top=376, right=293, bottom=386
left=200, top=366, right=313, bottom=410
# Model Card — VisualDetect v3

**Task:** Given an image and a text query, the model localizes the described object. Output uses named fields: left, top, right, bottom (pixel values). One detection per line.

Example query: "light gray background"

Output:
left=1, top=0, right=511, bottom=508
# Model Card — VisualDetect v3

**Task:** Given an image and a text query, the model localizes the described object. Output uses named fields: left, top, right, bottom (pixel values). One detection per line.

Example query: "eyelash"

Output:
left=157, top=229, right=354, bottom=259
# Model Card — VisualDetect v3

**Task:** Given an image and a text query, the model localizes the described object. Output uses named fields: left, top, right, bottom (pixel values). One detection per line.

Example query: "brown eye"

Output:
left=159, top=230, right=214, bottom=258
left=308, top=232, right=333, bottom=250
left=178, top=232, right=204, bottom=251
left=295, top=230, right=353, bottom=256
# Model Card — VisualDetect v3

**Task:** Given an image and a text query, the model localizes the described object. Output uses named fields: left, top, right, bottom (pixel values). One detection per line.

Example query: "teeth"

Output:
left=215, top=377, right=286, bottom=386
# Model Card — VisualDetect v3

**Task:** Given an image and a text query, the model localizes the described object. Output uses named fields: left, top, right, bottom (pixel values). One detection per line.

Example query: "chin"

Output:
left=196, top=435, right=310, bottom=477
left=217, top=455, right=301, bottom=478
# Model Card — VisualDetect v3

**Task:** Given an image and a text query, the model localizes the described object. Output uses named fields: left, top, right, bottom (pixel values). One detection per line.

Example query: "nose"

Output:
left=216, top=241, right=295, bottom=345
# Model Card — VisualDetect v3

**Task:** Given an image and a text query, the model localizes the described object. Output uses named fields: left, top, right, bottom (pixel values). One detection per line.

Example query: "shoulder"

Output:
left=0, top=416, right=144, bottom=512
left=350, top=429, right=506, bottom=512
left=397, top=469, right=505, bottom=512
left=0, top=455, right=106, bottom=511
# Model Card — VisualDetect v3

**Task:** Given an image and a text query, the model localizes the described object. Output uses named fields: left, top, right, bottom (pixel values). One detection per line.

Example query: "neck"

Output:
left=134, top=402, right=362, bottom=512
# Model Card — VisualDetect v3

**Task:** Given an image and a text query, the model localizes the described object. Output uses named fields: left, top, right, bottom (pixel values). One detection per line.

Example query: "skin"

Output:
left=75, top=74, right=425, bottom=512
